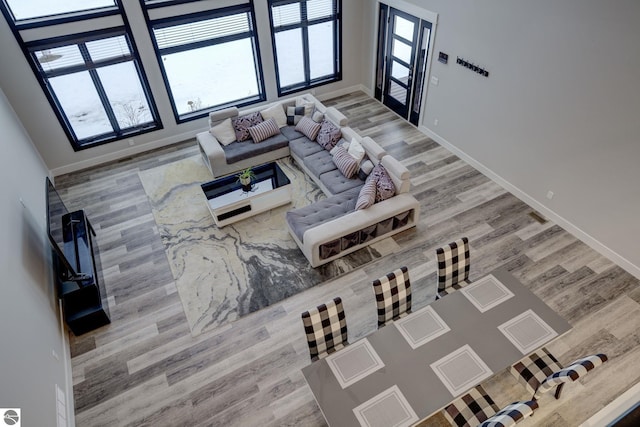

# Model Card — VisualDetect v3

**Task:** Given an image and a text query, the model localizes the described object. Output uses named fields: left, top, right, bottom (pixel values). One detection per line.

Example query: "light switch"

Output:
left=430, top=76, right=439, bottom=86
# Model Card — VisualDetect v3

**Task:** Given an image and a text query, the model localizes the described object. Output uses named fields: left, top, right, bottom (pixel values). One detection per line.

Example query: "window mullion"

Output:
left=80, top=43, right=121, bottom=134
left=301, top=1, right=310, bottom=85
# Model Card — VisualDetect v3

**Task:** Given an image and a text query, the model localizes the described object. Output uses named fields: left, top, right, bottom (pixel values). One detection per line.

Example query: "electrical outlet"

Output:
left=128, top=138, right=135, bottom=146
left=434, top=119, right=439, bottom=126
left=546, top=191, right=554, bottom=200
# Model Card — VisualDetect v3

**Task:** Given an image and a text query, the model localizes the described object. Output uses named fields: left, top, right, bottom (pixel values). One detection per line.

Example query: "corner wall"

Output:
left=0, top=88, right=73, bottom=426
left=362, top=0, right=640, bottom=276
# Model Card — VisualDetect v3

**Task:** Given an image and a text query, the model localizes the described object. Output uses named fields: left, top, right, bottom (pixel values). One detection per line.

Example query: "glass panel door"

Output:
left=382, top=8, right=419, bottom=118
left=409, top=20, right=432, bottom=126
left=375, top=4, right=434, bottom=125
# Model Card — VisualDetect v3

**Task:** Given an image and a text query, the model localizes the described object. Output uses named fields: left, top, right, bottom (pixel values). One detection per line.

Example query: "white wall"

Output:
left=0, top=88, right=72, bottom=426
left=362, top=0, right=640, bottom=276
left=0, top=0, right=365, bottom=176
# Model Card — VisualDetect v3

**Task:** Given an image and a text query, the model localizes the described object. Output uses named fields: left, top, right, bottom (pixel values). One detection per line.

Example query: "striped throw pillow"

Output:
left=248, top=118, right=280, bottom=143
left=332, top=146, right=359, bottom=178
left=295, top=116, right=322, bottom=141
left=356, top=178, right=377, bottom=210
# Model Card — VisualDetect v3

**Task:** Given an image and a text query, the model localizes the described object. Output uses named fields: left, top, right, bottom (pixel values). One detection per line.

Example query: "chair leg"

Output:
left=554, top=383, right=565, bottom=400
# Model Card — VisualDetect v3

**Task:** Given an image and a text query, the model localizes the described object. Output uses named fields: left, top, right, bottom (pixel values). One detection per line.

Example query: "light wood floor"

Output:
left=56, top=92, right=640, bottom=426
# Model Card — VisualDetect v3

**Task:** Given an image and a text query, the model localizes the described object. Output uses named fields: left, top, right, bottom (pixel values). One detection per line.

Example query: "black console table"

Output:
left=55, top=210, right=110, bottom=335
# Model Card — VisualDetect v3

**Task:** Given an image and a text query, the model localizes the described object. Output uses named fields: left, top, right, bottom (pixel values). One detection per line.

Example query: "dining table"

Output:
left=301, top=268, right=572, bottom=427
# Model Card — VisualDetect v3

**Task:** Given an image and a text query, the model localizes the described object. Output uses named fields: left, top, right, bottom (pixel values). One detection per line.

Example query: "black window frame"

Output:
left=268, top=0, right=342, bottom=96
left=25, top=29, right=161, bottom=151
left=143, top=2, right=267, bottom=123
left=1, top=0, right=120, bottom=30
left=0, top=1, right=162, bottom=151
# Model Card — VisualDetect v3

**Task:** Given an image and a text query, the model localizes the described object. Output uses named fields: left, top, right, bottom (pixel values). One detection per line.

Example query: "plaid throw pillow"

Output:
left=248, top=118, right=280, bottom=143
left=286, top=106, right=305, bottom=125
left=232, top=112, right=263, bottom=142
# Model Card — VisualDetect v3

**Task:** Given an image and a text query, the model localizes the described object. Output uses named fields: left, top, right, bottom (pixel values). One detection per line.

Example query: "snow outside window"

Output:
left=269, top=0, right=341, bottom=95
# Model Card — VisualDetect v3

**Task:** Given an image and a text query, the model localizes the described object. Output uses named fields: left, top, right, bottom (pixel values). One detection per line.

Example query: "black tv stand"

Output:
left=55, top=210, right=110, bottom=335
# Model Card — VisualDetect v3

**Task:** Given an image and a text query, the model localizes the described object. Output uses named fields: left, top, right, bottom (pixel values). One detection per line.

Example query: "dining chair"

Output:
left=301, top=297, right=348, bottom=362
left=442, top=384, right=538, bottom=427
left=372, top=266, right=412, bottom=328
left=436, top=236, right=471, bottom=299
left=510, top=348, right=608, bottom=400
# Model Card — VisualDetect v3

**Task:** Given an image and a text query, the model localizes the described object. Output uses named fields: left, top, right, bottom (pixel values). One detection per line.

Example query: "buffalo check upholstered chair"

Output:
left=372, top=266, right=412, bottom=328
left=301, top=297, right=348, bottom=362
left=442, top=384, right=538, bottom=427
left=510, top=348, right=608, bottom=400
left=436, top=237, right=471, bottom=299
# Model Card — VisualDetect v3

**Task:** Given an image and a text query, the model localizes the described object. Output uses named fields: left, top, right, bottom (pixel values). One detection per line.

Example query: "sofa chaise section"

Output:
left=286, top=152, right=420, bottom=267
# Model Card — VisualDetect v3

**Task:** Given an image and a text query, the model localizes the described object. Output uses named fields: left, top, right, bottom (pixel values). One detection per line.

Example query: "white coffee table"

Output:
left=201, top=162, right=292, bottom=227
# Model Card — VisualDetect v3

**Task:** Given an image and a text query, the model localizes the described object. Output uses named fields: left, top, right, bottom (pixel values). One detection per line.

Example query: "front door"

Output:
left=375, top=5, right=433, bottom=125
left=382, top=8, right=419, bottom=118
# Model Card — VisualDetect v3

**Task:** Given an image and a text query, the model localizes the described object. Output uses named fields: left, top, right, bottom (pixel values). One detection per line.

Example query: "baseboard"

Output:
left=420, top=125, right=640, bottom=281
left=50, top=130, right=197, bottom=177
left=315, top=84, right=371, bottom=101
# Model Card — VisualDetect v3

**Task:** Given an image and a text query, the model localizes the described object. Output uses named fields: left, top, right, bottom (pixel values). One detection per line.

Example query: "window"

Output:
left=268, top=0, right=341, bottom=95
left=3, top=0, right=117, bottom=24
left=28, top=30, right=160, bottom=149
left=149, top=5, right=266, bottom=122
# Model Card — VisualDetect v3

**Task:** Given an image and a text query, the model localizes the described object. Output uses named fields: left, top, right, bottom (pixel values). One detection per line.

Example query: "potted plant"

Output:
left=237, top=167, right=255, bottom=192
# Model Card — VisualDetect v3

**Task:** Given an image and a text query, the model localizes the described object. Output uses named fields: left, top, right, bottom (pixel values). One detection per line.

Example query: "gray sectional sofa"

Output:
left=195, top=95, right=420, bottom=267
left=197, top=94, right=345, bottom=178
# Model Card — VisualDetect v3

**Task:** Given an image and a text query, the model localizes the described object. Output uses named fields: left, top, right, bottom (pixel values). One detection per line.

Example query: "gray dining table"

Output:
left=302, top=268, right=572, bottom=427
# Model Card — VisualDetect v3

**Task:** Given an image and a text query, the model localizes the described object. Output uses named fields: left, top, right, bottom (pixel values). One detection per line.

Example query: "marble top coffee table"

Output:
left=201, top=162, right=291, bottom=227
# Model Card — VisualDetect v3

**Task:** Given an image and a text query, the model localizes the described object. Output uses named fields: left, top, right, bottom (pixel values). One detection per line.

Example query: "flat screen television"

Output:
left=46, top=177, right=93, bottom=282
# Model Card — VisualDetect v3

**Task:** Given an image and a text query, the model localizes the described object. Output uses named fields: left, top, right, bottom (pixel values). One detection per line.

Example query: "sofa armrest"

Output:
left=381, top=155, right=411, bottom=194
left=302, top=193, right=420, bottom=267
left=196, top=131, right=227, bottom=177
left=325, top=107, right=348, bottom=127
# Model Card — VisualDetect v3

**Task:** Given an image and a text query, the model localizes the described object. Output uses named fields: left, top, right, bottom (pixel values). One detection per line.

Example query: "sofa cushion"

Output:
left=312, top=110, right=324, bottom=123
left=289, top=136, right=324, bottom=159
left=287, top=106, right=305, bottom=125
left=304, top=150, right=338, bottom=177
left=285, top=187, right=360, bottom=242
left=248, top=118, right=280, bottom=143
left=221, top=132, right=289, bottom=164
left=316, top=119, right=342, bottom=151
left=359, top=159, right=375, bottom=176
left=260, top=103, right=288, bottom=128
left=280, top=125, right=304, bottom=141
left=295, top=97, right=315, bottom=117
left=332, top=146, right=359, bottom=178
left=295, top=116, right=322, bottom=140
left=232, top=112, right=263, bottom=142
left=319, top=169, right=365, bottom=195
left=209, top=117, right=236, bottom=146
left=348, top=138, right=366, bottom=162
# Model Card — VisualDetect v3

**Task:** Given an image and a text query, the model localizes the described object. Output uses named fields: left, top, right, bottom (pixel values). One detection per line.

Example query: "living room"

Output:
left=1, top=0, right=639, bottom=426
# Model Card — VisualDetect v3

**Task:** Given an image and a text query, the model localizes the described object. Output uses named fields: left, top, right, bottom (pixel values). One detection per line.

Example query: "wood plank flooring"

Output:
left=56, top=92, right=640, bottom=426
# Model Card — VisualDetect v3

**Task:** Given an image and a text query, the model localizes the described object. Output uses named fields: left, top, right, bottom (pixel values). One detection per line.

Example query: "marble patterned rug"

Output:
left=139, top=155, right=390, bottom=336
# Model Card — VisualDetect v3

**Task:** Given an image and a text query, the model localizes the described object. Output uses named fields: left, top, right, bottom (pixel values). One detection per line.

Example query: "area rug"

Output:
left=139, top=155, right=392, bottom=336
